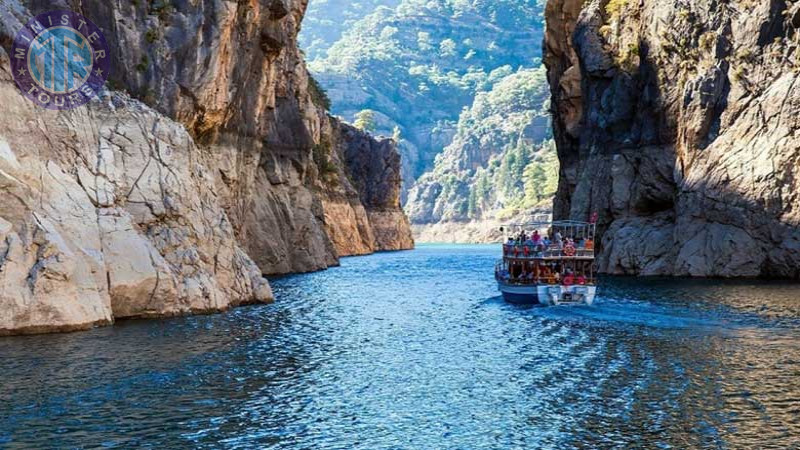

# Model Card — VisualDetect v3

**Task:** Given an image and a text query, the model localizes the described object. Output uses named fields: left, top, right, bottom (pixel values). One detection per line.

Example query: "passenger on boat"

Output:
left=539, top=266, right=553, bottom=284
left=555, top=231, right=563, bottom=247
left=514, top=262, right=525, bottom=279
left=526, top=271, right=535, bottom=282
left=563, top=271, right=575, bottom=286
left=532, top=230, right=541, bottom=244
left=577, top=275, right=587, bottom=285
left=585, top=238, right=594, bottom=250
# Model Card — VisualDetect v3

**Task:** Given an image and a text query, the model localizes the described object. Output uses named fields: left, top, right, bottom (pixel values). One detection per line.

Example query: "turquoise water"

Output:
left=1, top=244, right=799, bottom=448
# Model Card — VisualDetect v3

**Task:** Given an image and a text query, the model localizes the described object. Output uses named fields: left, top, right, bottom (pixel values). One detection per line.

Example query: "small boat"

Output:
left=495, top=217, right=597, bottom=306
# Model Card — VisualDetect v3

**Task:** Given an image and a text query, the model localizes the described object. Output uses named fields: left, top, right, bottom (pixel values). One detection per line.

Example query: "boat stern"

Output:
left=498, top=283, right=596, bottom=306
left=540, top=285, right=596, bottom=306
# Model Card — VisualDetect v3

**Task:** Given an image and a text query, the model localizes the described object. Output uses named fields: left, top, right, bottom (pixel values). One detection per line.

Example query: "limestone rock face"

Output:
left=544, top=0, right=800, bottom=278
left=338, top=123, right=414, bottom=251
left=0, top=54, right=270, bottom=334
left=0, top=0, right=412, bottom=334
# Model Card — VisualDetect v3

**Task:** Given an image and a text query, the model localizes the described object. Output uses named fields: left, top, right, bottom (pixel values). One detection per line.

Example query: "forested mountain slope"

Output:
left=300, top=0, right=403, bottom=60
left=303, top=0, right=546, bottom=194
left=405, top=67, right=558, bottom=242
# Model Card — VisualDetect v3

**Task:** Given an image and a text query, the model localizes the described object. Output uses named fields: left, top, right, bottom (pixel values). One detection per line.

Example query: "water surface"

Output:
left=1, top=244, right=799, bottom=448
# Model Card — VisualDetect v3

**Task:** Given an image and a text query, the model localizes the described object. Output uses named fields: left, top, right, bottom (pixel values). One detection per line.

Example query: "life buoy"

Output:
left=523, top=246, right=530, bottom=257
left=564, top=244, right=576, bottom=256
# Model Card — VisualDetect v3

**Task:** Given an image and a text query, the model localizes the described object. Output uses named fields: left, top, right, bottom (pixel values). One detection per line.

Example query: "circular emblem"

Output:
left=10, top=10, right=110, bottom=110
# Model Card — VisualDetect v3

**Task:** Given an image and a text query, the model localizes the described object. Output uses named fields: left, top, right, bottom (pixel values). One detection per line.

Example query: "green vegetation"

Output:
left=615, top=42, right=640, bottom=71
left=300, top=0, right=404, bottom=60
left=301, top=1, right=559, bottom=221
left=313, top=140, right=339, bottom=182
left=302, top=0, right=547, bottom=179
left=698, top=32, right=716, bottom=50
left=148, top=0, right=174, bottom=21
left=354, top=110, right=377, bottom=132
left=145, top=28, right=159, bottom=44
left=308, top=74, right=332, bottom=111
left=408, top=67, right=557, bottom=222
left=135, top=55, right=149, bottom=73
left=605, top=0, right=631, bottom=18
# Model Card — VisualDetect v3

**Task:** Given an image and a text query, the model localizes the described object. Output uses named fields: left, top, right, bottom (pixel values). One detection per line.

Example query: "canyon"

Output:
left=0, top=0, right=412, bottom=335
left=545, top=0, right=800, bottom=278
left=2, top=0, right=799, bottom=337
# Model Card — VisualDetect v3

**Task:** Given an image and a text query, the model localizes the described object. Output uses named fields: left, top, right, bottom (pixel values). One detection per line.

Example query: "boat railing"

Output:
left=502, top=244, right=594, bottom=259
left=494, top=261, right=596, bottom=286
left=495, top=274, right=597, bottom=287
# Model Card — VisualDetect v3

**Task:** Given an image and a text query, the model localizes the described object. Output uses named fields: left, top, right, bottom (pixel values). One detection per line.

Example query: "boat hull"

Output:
left=498, top=283, right=596, bottom=306
left=498, top=283, right=544, bottom=305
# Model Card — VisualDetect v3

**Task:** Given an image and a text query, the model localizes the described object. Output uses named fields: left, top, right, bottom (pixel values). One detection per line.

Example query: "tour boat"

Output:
left=495, top=218, right=597, bottom=306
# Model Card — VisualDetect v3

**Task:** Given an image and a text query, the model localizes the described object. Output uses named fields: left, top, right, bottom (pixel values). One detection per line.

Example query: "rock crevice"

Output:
left=544, top=0, right=800, bottom=278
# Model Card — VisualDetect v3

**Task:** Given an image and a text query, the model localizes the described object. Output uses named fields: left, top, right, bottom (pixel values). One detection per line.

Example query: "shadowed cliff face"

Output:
left=0, top=0, right=412, bottom=334
left=545, top=0, right=800, bottom=278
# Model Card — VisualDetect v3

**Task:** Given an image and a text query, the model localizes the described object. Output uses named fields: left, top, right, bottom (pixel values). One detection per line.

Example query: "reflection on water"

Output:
left=1, top=245, right=799, bottom=448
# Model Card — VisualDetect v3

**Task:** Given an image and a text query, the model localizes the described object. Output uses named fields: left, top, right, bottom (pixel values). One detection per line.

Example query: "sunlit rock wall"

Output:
left=0, top=0, right=412, bottom=334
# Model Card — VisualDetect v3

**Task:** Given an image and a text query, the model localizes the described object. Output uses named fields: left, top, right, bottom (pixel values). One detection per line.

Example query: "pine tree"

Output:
left=354, top=110, right=377, bottom=132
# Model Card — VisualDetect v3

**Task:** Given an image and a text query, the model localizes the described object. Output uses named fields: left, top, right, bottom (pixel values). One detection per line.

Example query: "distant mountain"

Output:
left=302, top=0, right=546, bottom=194
left=300, top=0, right=403, bottom=60
left=405, top=67, right=558, bottom=241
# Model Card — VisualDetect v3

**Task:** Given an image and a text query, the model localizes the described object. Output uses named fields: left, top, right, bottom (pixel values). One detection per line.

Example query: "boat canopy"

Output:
left=500, top=215, right=597, bottom=241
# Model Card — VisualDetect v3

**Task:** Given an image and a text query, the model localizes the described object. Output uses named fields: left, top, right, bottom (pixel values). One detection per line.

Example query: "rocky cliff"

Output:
left=0, top=0, right=412, bottom=335
left=545, top=0, right=800, bottom=278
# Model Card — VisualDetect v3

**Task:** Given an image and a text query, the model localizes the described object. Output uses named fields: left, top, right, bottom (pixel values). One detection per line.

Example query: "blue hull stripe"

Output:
left=501, top=292, right=541, bottom=305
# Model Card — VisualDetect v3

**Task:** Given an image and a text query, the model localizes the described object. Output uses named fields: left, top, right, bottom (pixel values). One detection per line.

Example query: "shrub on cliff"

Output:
left=308, top=75, right=332, bottom=111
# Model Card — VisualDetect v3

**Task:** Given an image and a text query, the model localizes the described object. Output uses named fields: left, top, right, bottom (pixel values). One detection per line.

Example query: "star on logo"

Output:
left=17, top=68, right=26, bottom=77
left=94, top=68, right=103, bottom=77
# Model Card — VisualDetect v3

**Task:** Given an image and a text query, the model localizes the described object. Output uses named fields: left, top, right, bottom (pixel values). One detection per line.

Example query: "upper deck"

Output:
left=502, top=244, right=594, bottom=260
left=500, top=217, right=596, bottom=261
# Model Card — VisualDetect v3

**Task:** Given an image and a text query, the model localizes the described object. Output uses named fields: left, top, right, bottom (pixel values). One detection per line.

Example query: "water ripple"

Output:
left=1, top=244, right=799, bottom=448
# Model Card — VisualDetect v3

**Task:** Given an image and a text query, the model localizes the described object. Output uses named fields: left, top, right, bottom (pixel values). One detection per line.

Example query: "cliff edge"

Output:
left=545, top=0, right=800, bottom=278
